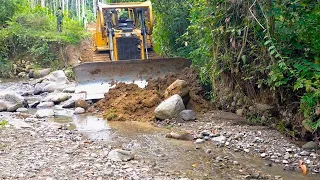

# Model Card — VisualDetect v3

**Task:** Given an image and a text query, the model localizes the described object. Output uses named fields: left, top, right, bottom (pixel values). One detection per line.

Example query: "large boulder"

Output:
left=164, top=79, right=190, bottom=99
left=42, top=70, right=70, bottom=84
left=154, top=94, right=185, bottom=120
left=0, top=92, right=27, bottom=112
left=29, top=68, right=51, bottom=79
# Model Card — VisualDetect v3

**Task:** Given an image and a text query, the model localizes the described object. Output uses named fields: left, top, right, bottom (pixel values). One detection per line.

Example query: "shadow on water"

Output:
left=50, top=114, right=319, bottom=180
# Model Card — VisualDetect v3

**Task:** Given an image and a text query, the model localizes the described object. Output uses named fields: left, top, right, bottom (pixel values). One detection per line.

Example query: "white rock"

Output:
left=74, top=107, right=85, bottom=114
left=154, top=94, right=185, bottom=120
left=212, top=136, right=227, bottom=144
left=108, top=149, right=134, bottom=162
left=36, top=109, right=55, bottom=118
left=43, top=70, right=70, bottom=84
left=260, top=153, right=267, bottom=158
left=16, top=108, right=28, bottom=112
left=194, top=139, right=205, bottom=144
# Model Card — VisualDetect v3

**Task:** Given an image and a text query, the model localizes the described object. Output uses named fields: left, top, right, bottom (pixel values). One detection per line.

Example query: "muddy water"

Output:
left=52, top=114, right=318, bottom=179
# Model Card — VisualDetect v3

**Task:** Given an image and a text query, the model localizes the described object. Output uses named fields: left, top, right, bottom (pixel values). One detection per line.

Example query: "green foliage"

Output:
left=0, top=3, right=88, bottom=76
left=0, top=119, right=8, bottom=129
left=105, top=109, right=117, bottom=120
left=152, top=0, right=320, bottom=134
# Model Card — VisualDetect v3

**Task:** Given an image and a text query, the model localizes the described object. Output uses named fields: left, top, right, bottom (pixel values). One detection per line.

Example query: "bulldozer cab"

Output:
left=95, top=1, right=153, bottom=60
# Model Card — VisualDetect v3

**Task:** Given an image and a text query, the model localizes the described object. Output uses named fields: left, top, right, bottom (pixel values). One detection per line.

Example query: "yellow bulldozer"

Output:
left=73, top=1, right=191, bottom=100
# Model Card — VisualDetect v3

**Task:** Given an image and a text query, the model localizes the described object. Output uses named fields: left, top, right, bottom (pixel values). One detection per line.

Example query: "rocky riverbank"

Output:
left=0, top=72, right=320, bottom=179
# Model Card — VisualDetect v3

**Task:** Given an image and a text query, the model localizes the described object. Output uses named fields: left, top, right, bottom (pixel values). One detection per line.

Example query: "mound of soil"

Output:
left=146, top=67, right=210, bottom=112
left=90, top=67, right=211, bottom=121
left=89, top=83, right=161, bottom=121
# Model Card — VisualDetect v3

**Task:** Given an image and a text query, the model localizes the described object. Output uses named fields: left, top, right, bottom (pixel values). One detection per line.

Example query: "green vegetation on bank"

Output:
left=151, top=0, right=320, bottom=136
left=0, top=0, right=87, bottom=77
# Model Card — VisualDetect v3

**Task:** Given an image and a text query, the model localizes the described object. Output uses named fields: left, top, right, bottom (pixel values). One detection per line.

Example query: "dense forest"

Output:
left=0, top=0, right=319, bottom=138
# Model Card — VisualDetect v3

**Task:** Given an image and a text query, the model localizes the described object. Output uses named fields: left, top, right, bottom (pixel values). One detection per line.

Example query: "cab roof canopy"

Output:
left=98, top=1, right=152, bottom=10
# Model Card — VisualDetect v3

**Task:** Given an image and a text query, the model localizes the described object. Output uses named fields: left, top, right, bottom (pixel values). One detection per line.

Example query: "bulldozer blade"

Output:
left=72, top=58, right=191, bottom=100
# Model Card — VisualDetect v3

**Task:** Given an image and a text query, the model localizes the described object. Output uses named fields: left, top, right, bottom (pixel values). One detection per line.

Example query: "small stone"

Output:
left=225, top=142, right=230, bottom=146
left=286, top=148, right=293, bottom=153
left=74, top=107, right=85, bottom=114
left=205, top=149, right=212, bottom=154
left=282, top=160, right=289, bottom=164
left=283, top=154, right=290, bottom=160
left=244, top=149, right=250, bottom=153
left=300, top=151, right=311, bottom=156
left=260, top=153, right=266, bottom=158
left=233, top=161, right=239, bottom=165
left=204, top=136, right=210, bottom=141
left=194, top=139, right=205, bottom=144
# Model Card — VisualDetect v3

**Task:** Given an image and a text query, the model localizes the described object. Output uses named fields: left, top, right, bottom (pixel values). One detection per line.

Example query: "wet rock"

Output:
left=302, top=141, right=318, bottom=150
left=212, top=136, right=226, bottom=145
left=164, top=79, right=190, bottom=99
left=16, top=108, right=28, bottom=112
left=179, top=110, right=196, bottom=121
left=62, top=98, right=76, bottom=108
left=154, top=94, right=185, bottom=120
left=37, top=102, right=55, bottom=108
left=36, top=109, right=55, bottom=118
left=29, top=68, right=51, bottom=79
left=165, top=131, right=194, bottom=140
left=51, top=93, right=71, bottom=103
left=194, top=139, right=205, bottom=144
left=75, top=99, right=90, bottom=110
left=63, top=86, right=76, bottom=93
left=108, top=149, right=134, bottom=162
left=0, top=100, right=7, bottom=112
left=74, top=107, right=85, bottom=114
left=29, top=101, right=40, bottom=108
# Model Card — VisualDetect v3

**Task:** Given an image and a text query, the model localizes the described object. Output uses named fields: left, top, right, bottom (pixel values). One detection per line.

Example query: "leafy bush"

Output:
left=0, top=4, right=88, bottom=75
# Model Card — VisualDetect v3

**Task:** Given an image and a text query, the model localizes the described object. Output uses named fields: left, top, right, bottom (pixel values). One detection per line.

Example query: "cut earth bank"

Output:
left=0, top=68, right=319, bottom=179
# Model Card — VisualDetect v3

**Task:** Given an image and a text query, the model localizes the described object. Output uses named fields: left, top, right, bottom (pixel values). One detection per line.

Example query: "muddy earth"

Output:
left=0, top=77, right=320, bottom=179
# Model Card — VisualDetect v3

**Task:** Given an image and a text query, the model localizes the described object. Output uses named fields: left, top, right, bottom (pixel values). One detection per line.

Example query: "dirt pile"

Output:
left=89, top=83, right=161, bottom=121
left=146, top=67, right=210, bottom=112
left=91, top=67, right=211, bottom=121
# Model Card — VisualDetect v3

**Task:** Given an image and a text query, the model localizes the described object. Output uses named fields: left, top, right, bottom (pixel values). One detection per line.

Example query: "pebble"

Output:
left=282, top=160, right=289, bottom=164
left=243, top=149, right=250, bottom=153
left=300, top=151, right=311, bottom=156
left=194, top=139, right=205, bottom=144
left=260, top=153, right=266, bottom=158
